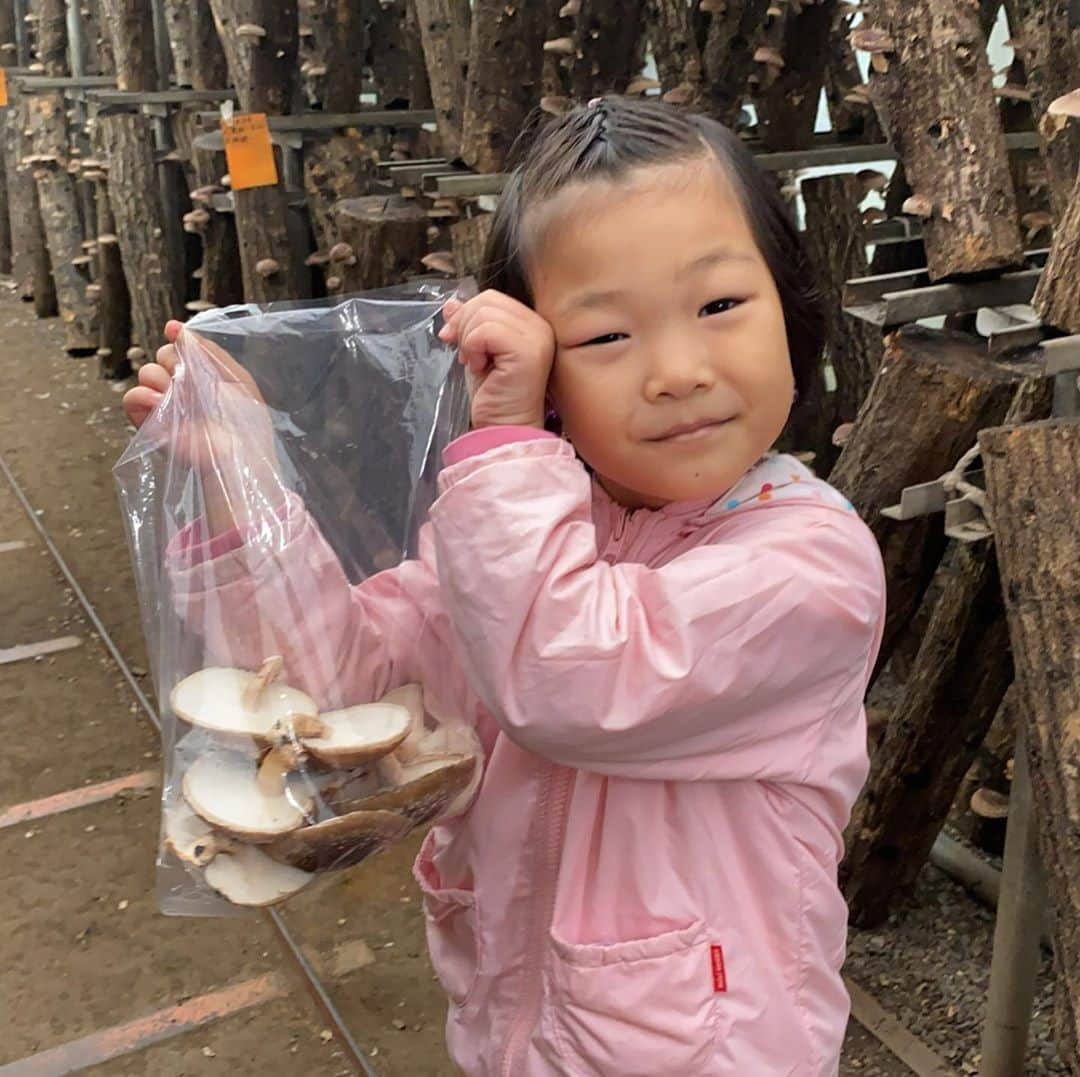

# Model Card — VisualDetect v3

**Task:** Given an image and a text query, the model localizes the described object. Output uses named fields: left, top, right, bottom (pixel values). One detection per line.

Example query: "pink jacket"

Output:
left=170, top=433, right=886, bottom=1077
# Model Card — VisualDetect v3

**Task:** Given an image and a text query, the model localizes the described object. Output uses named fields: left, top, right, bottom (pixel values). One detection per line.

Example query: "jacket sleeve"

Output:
left=166, top=492, right=465, bottom=713
left=429, top=439, right=886, bottom=782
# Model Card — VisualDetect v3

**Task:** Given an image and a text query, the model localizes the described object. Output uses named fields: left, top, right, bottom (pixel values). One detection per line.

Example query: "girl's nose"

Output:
left=643, top=335, right=717, bottom=402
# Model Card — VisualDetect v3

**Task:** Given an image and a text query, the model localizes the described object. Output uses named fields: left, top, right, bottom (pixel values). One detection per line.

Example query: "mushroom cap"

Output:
left=970, top=787, right=1011, bottom=820
left=340, top=754, right=477, bottom=827
left=265, top=808, right=412, bottom=873
left=301, top=702, right=412, bottom=768
left=162, top=795, right=232, bottom=866
left=171, top=666, right=318, bottom=745
left=382, top=684, right=426, bottom=762
left=182, top=751, right=312, bottom=842
left=204, top=844, right=313, bottom=906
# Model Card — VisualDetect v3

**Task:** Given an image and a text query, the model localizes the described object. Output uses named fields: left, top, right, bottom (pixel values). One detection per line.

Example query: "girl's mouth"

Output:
left=648, top=418, right=731, bottom=443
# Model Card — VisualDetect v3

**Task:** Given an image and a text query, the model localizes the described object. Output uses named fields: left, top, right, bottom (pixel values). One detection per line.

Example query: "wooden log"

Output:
left=646, top=0, right=770, bottom=125
left=92, top=178, right=131, bottom=378
left=34, top=0, right=66, bottom=75
left=841, top=540, right=1013, bottom=927
left=403, top=0, right=434, bottom=111
left=98, top=0, right=157, bottom=90
left=95, top=112, right=181, bottom=363
left=26, top=91, right=98, bottom=352
left=950, top=681, right=1018, bottom=856
left=459, top=0, right=550, bottom=173
left=96, top=0, right=181, bottom=360
left=0, top=0, right=17, bottom=275
left=980, top=417, right=1080, bottom=1068
left=5, top=90, right=56, bottom=313
left=566, top=0, right=646, bottom=100
left=26, top=0, right=97, bottom=352
left=297, top=0, right=364, bottom=111
left=412, top=0, right=469, bottom=158
left=162, top=0, right=227, bottom=89
left=82, top=0, right=112, bottom=76
left=209, top=0, right=302, bottom=303
left=755, top=0, right=837, bottom=151
left=793, top=172, right=880, bottom=465
left=1008, top=0, right=1080, bottom=225
left=331, top=195, right=427, bottom=294
left=451, top=212, right=493, bottom=279
left=367, top=0, right=411, bottom=106
left=823, top=6, right=883, bottom=144
left=1033, top=165, right=1080, bottom=334
left=827, top=325, right=1036, bottom=681
left=171, top=104, right=242, bottom=308
left=303, top=131, right=376, bottom=262
left=866, top=0, right=1025, bottom=280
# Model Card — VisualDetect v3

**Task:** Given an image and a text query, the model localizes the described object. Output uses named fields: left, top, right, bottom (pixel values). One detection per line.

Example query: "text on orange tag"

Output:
left=221, top=112, right=278, bottom=191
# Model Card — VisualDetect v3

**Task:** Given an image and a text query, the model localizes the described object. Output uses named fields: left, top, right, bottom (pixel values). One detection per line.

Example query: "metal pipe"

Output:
left=978, top=726, right=1049, bottom=1077
left=13, top=0, right=29, bottom=67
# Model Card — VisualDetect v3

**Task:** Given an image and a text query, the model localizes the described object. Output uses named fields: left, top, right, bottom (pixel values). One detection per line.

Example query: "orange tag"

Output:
left=220, top=112, right=278, bottom=190
left=0, top=69, right=8, bottom=108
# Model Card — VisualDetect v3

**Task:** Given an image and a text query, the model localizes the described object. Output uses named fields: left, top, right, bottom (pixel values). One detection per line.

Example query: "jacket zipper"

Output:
left=498, top=514, right=629, bottom=1075
left=499, top=765, right=573, bottom=1077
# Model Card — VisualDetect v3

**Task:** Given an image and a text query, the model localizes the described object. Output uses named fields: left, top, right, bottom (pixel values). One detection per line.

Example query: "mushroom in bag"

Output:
left=204, top=844, right=314, bottom=907
left=182, top=750, right=313, bottom=842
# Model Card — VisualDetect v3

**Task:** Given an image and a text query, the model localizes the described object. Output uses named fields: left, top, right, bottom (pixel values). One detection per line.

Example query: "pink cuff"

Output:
left=168, top=499, right=291, bottom=568
left=442, top=426, right=556, bottom=467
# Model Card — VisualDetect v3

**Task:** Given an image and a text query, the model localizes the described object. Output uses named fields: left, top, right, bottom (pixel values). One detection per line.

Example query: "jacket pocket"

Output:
left=545, top=921, right=720, bottom=1077
left=413, top=828, right=480, bottom=1008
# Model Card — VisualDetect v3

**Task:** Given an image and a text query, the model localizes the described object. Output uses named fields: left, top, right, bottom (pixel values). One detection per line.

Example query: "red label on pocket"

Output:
left=710, top=944, right=727, bottom=993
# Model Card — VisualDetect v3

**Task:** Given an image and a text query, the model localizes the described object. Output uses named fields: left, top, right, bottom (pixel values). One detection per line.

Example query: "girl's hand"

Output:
left=439, top=291, right=555, bottom=430
left=123, top=320, right=285, bottom=534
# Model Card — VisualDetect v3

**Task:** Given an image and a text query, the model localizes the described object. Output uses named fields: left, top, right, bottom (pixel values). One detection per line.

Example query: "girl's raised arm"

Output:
left=429, top=438, right=886, bottom=783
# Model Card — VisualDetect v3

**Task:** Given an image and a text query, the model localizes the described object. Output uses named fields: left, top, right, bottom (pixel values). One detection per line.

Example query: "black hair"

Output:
left=478, top=95, right=826, bottom=403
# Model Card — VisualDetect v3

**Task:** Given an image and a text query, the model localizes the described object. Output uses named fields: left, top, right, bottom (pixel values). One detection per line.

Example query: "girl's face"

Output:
left=528, top=161, right=795, bottom=509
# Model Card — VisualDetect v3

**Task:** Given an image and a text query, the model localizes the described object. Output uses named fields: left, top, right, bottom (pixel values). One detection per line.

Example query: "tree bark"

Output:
left=5, top=90, right=56, bottom=313
left=567, top=0, right=647, bottom=101
left=981, top=417, right=1080, bottom=1068
left=332, top=195, right=428, bottom=293
left=82, top=0, right=113, bottom=75
left=412, top=0, right=469, bottom=159
left=827, top=325, right=1036, bottom=681
left=792, top=172, right=881, bottom=466
left=755, top=0, right=837, bottom=151
left=34, top=0, right=66, bottom=75
left=162, top=0, right=228, bottom=88
left=303, top=131, right=377, bottom=264
left=645, top=0, right=702, bottom=103
left=297, top=0, right=364, bottom=111
left=1032, top=166, right=1080, bottom=334
left=1009, top=0, right=1080, bottom=225
left=98, top=0, right=158, bottom=91
left=95, top=113, right=181, bottom=364
left=209, top=0, right=301, bottom=303
left=452, top=212, right=493, bottom=279
left=368, top=0, right=412, bottom=106
left=949, top=681, right=1018, bottom=855
left=27, top=91, right=98, bottom=352
left=93, top=177, right=131, bottom=378
left=842, top=540, right=1013, bottom=927
left=0, top=0, right=17, bottom=275
left=824, top=7, right=884, bottom=143
left=460, top=0, right=551, bottom=173
left=699, top=0, right=772, bottom=126
left=867, top=0, right=1025, bottom=280
left=27, top=0, right=98, bottom=352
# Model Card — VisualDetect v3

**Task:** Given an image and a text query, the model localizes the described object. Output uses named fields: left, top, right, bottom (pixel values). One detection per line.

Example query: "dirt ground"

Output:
left=0, top=282, right=1057, bottom=1076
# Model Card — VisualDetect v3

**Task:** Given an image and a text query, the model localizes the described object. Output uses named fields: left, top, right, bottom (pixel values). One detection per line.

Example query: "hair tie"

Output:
left=587, top=96, right=603, bottom=108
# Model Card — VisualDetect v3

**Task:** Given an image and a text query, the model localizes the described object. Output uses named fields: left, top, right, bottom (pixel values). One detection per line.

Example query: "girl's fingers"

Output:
left=138, top=362, right=172, bottom=393
left=155, top=343, right=179, bottom=374
left=164, top=319, right=183, bottom=343
left=122, top=385, right=163, bottom=427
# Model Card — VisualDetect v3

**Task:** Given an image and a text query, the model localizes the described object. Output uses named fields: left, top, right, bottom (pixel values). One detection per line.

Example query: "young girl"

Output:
left=125, top=97, right=886, bottom=1076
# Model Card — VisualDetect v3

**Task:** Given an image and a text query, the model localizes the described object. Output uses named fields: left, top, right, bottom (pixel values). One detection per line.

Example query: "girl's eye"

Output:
left=700, top=298, right=741, bottom=317
left=580, top=332, right=628, bottom=347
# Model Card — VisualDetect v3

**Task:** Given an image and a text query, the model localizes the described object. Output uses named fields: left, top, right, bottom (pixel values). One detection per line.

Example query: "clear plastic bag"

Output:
left=114, top=280, right=479, bottom=916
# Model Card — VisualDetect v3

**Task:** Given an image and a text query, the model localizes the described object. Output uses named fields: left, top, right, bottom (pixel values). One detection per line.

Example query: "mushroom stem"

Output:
left=257, top=743, right=301, bottom=796
left=243, top=655, right=284, bottom=710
